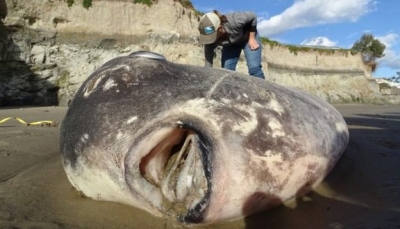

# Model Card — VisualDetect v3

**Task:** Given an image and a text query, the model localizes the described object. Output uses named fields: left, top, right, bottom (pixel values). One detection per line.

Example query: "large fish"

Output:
left=60, top=51, right=349, bottom=224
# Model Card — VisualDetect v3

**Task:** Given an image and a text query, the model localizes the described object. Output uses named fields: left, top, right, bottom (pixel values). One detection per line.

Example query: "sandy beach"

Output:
left=0, top=104, right=399, bottom=229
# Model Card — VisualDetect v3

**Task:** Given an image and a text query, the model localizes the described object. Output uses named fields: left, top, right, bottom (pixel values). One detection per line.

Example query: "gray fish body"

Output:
left=60, top=51, right=349, bottom=224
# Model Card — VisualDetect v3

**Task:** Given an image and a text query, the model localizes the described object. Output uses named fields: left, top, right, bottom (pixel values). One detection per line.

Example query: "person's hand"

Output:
left=248, top=38, right=260, bottom=51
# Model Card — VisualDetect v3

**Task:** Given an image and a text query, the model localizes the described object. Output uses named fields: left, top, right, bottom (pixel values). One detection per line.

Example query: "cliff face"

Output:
left=1, top=0, right=398, bottom=106
left=4, top=0, right=198, bottom=39
left=263, top=45, right=382, bottom=103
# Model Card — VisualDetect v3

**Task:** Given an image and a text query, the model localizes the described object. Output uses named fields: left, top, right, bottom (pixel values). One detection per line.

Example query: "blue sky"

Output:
left=190, top=0, right=400, bottom=79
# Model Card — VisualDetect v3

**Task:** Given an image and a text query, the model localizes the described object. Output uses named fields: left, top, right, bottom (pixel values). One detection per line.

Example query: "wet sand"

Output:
left=0, top=104, right=399, bottom=229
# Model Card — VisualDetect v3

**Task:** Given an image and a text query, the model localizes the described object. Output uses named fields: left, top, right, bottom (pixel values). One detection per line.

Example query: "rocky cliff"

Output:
left=1, top=0, right=399, bottom=106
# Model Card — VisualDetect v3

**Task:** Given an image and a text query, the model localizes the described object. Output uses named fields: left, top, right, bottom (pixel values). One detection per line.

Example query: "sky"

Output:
left=190, top=0, right=400, bottom=79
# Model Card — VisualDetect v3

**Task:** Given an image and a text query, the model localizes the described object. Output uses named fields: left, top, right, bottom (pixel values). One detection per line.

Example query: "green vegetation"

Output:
left=287, top=45, right=310, bottom=55
left=333, top=93, right=365, bottom=104
left=64, top=0, right=91, bottom=9
left=260, top=37, right=280, bottom=49
left=133, top=0, right=154, bottom=7
left=178, top=0, right=194, bottom=9
left=177, top=0, right=203, bottom=16
left=132, top=0, right=198, bottom=11
left=351, top=33, right=385, bottom=63
left=194, top=9, right=204, bottom=16
left=64, top=0, right=199, bottom=13
left=261, top=37, right=352, bottom=56
left=389, top=72, right=400, bottom=83
left=67, top=0, right=74, bottom=8
left=82, top=0, right=92, bottom=9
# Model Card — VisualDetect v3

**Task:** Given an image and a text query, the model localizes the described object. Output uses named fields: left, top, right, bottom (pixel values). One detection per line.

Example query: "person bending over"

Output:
left=198, top=10, right=265, bottom=79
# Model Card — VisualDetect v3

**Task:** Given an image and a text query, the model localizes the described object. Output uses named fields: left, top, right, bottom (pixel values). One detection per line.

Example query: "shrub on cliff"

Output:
left=67, top=0, right=74, bottom=8
left=390, top=72, right=400, bottom=83
left=133, top=0, right=154, bottom=7
left=82, top=0, right=92, bottom=9
left=132, top=0, right=197, bottom=11
left=64, top=0, right=91, bottom=9
left=351, top=34, right=385, bottom=64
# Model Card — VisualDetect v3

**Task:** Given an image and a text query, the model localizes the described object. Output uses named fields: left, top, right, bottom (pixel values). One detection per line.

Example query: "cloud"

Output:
left=192, top=5, right=218, bottom=14
left=376, top=33, right=398, bottom=49
left=376, top=33, right=400, bottom=70
left=258, top=0, right=377, bottom=37
left=301, top=37, right=337, bottom=47
left=256, top=11, right=270, bottom=22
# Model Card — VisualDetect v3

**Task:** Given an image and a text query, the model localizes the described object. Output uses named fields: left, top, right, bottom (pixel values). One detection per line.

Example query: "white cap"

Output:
left=198, top=12, right=221, bottom=44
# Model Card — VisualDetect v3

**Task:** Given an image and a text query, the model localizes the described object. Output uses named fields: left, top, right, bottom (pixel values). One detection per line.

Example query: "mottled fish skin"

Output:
left=60, top=51, right=349, bottom=224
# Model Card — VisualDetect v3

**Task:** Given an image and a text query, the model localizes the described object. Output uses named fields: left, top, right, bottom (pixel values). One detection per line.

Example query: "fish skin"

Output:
left=60, top=51, right=349, bottom=224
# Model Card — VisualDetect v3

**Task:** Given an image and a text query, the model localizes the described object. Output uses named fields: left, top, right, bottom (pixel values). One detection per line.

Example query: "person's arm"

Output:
left=248, top=31, right=259, bottom=51
left=204, top=44, right=216, bottom=67
left=243, top=12, right=259, bottom=50
left=231, top=11, right=260, bottom=50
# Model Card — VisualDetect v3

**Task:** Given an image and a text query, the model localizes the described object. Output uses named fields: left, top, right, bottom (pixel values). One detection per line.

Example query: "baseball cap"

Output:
left=198, top=12, right=221, bottom=44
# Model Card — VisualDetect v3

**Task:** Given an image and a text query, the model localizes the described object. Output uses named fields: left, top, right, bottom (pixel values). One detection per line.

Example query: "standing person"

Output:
left=198, top=10, right=265, bottom=79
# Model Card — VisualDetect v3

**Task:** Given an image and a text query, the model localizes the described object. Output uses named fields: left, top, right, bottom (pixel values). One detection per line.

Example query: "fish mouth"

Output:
left=138, top=123, right=213, bottom=223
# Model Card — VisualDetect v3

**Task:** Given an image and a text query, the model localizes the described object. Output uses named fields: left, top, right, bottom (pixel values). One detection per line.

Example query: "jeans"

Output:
left=221, top=33, right=265, bottom=79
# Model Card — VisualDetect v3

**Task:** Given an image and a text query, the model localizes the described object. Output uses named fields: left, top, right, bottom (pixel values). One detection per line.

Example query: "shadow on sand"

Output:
left=243, top=110, right=400, bottom=229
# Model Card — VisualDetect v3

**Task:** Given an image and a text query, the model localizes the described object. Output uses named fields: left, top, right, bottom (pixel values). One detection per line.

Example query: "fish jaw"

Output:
left=123, top=119, right=216, bottom=223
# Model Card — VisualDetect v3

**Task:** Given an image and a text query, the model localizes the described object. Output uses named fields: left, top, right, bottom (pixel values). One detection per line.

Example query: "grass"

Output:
left=261, top=37, right=353, bottom=56
left=133, top=0, right=153, bottom=7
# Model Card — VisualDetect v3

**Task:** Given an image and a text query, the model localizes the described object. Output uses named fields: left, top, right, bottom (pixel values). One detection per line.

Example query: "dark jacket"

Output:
left=204, top=11, right=258, bottom=67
